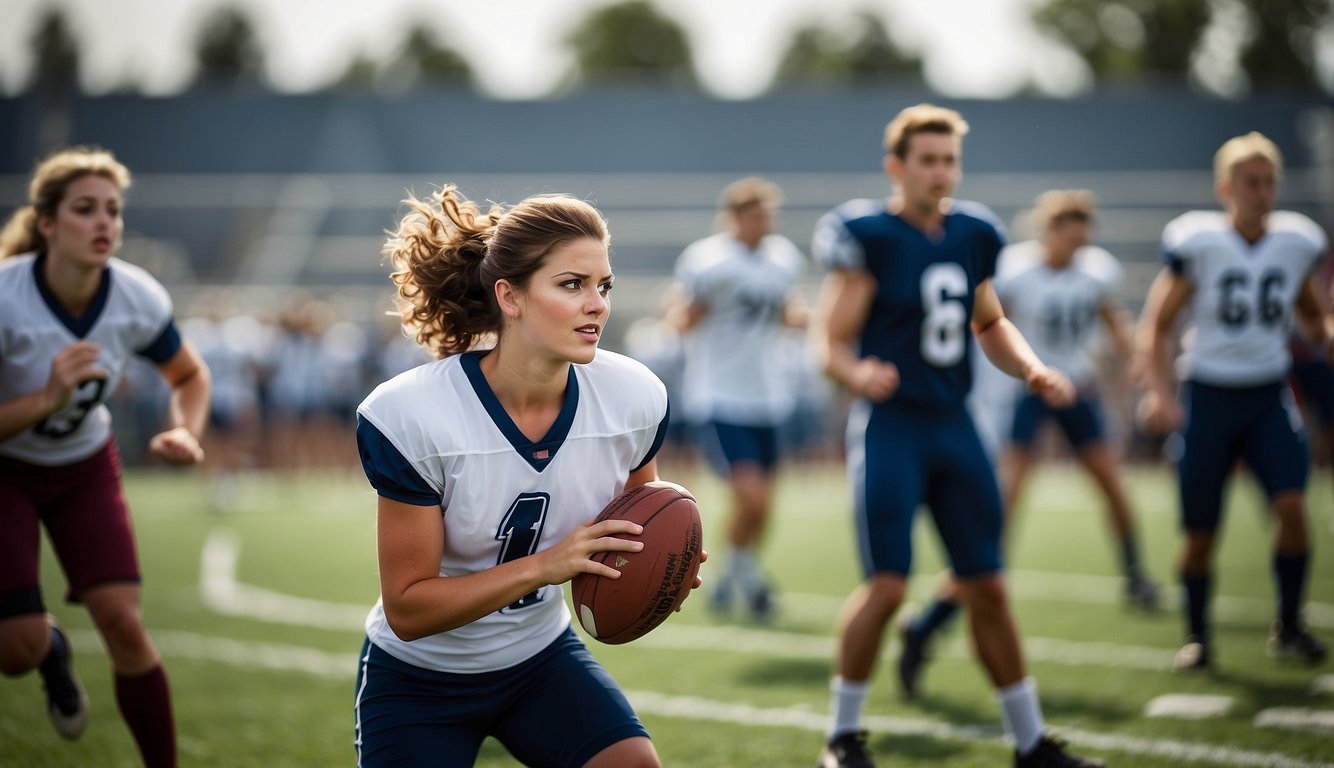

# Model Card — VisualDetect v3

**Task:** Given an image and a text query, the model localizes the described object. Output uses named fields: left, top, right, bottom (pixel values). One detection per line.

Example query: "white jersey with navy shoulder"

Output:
left=813, top=198, right=1005, bottom=408
left=0, top=252, right=180, bottom=466
left=355, top=349, right=669, bottom=674
left=1163, top=210, right=1327, bottom=386
left=674, top=232, right=804, bottom=425
left=993, top=240, right=1122, bottom=386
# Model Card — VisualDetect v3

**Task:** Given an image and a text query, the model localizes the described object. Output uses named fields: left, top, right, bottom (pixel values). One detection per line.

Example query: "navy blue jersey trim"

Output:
left=1163, top=247, right=1186, bottom=276
left=136, top=319, right=182, bottom=363
left=633, top=399, right=671, bottom=472
left=34, top=252, right=112, bottom=339
left=356, top=416, right=439, bottom=506
left=461, top=351, right=578, bottom=473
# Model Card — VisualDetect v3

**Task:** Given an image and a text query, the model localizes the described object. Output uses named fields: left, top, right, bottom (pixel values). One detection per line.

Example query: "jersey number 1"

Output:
left=495, top=493, right=550, bottom=611
left=920, top=263, right=968, bottom=367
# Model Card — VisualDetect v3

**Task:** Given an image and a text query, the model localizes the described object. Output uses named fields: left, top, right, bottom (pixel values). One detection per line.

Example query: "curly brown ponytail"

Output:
left=384, top=186, right=610, bottom=358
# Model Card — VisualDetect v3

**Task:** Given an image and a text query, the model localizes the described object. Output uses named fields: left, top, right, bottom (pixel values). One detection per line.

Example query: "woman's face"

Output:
left=39, top=174, right=124, bottom=270
left=507, top=236, right=613, bottom=366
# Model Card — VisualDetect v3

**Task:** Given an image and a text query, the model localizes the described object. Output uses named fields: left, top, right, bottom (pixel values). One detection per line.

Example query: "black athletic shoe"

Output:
left=817, top=730, right=876, bottom=768
left=1268, top=618, right=1328, bottom=665
left=1124, top=575, right=1161, bottom=611
left=746, top=582, right=775, bottom=624
left=1172, top=635, right=1211, bottom=672
left=1015, top=735, right=1104, bottom=767
left=896, top=621, right=928, bottom=699
left=39, top=618, right=89, bottom=740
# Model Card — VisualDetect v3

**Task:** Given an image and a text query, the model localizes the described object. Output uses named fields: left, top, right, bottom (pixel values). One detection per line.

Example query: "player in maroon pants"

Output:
left=0, top=146, right=210, bottom=767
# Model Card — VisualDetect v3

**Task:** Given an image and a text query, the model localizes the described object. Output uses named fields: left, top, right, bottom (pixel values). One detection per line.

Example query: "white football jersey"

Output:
left=356, top=349, right=669, bottom=673
left=994, top=240, right=1122, bottom=386
left=675, top=232, right=804, bottom=425
left=1163, top=210, right=1327, bottom=386
left=0, top=253, right=179, bottom=466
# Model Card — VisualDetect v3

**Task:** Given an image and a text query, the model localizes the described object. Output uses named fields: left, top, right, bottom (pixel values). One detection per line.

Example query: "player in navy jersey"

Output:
left=0, top=147, right=210, bottom=768
left=670, top=177, right=805, bottom=622
left=1137, top=132, right=1331, bottom=671
left=354, top=185, right=703, bottom=767
left=810, top=105, right=1102, bottom=768
left=897, top=191, right=1161, bottom=697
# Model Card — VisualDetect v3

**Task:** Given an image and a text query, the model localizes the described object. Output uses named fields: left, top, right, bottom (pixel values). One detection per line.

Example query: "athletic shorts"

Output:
left=353, top=627, right=648, bottom=768
left=1177, top=380, right=1309, bottom=532
left=697, top=420, right=780, bottom=474
left=0, top=439, right=140, bottom=618
left=848, top=400, right=1003, bottom=578
left=1009, top=392, right=1106, bottom=450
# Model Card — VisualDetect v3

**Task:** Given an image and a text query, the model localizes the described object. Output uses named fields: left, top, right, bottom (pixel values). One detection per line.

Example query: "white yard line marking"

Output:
left=637, top=622, right=1177, bottom=671
left=200, top=529, right=1179, bottom=671
left=70, top=629, right=350, bottom=679
left=1253, top=708, right=1334, bottom=734
left=66, top=629, right=1334, bottom=768
left=781, top=571, right=1334, bottom=629
left=1145, top=694, right=1234, bottom=719
left=201, top=528, right=368, bottom=631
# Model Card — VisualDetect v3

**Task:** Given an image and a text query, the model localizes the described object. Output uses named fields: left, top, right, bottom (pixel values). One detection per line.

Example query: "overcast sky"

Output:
left=0, top=0, right=1096, bottom=98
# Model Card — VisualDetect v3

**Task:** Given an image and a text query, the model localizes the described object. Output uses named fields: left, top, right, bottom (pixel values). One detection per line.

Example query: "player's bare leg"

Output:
left=0, top=613, right=88, bottom=739
left=716, top=463, right=775, bottom=620
left=584, top=735, right=660, bottom=768
left=898, top=449, right=1030, bottom=700
left=956, top=574, right=1026, bottom=687
left=822, top=574, right=906, bottom=767
left=1078, top=443, right=1160, bottom=609
left=85, top=584, right=177, bottom=767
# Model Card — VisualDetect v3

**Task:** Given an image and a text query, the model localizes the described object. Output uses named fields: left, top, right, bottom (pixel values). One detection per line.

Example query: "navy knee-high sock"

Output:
left=1273, top=551, right=1309, bottom=626
left=1181, top=572, right=1212, bottom=643
left=909, top=598, right=961, bottom=642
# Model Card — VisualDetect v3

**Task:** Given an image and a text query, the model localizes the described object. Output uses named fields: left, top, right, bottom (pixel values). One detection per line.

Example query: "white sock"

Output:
left=997, top=677, right=1044, bottom=755
left=828, top=676, right=869, bottom=741
left=730, top=547, right=766, bottom=596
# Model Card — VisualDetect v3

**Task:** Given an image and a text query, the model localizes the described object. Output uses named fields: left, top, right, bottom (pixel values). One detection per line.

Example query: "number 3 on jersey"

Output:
left=920, top=263, right=968, bottom=367
left=33, top=378, right=107, bottom=439
left=495, top=493, right=550, bottom=611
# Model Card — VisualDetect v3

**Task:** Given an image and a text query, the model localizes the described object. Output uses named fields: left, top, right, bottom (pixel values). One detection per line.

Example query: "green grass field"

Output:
left=2, top=461, right=1332, bottom=767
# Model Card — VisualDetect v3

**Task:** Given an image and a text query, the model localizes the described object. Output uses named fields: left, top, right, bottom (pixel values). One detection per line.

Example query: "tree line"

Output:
left=16, top=0, right=1333, bottom=97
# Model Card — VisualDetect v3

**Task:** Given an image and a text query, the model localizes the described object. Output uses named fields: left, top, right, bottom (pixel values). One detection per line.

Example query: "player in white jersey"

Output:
left=354, top=185, right=702, bottom=767
left=1138, top=132, right=1332, bottom=671
left=0, top=147, right=210, bottom=767
left=670, top=177, right=804, bottom=622
left=898, top=191, right=1160, bottom=699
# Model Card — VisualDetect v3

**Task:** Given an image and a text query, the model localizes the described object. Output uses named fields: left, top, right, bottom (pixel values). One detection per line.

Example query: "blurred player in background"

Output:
left=1138, top=132, right=1331, bottom=671
left=0, top=146, right=210, bottom=768
left=1136, top=132, right=1334, bottom=672
left=898, top=190, right=1161, bottom=696
left=354, top=185, right=703, bottom=767
left=810, top=105, right=1102, bottom=768
left=670, top=177, right=805, bottom=622
left=1288, top=255, right=1334, bottom=491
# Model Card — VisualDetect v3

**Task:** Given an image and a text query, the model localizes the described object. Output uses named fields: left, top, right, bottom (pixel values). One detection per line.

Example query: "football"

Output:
left=571, top=481, right=703, bottom=645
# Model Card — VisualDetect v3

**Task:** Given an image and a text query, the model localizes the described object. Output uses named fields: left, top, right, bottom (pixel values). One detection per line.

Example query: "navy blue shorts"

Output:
left=353, top=627, right=647, bottom=768
left=1177, top=380, right=1309, bottom=532
left=1009, top=392, right=1106, bottom=450
left=848, top=401, right=1003, bottom=578
left=697, top=420, right=780, bottom=474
